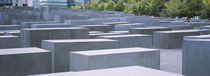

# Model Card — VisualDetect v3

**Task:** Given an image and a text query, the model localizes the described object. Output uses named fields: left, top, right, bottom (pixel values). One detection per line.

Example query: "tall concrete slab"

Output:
left=21, top=21, right=57, bottom=28
left=42, top=39, right=119, bottom=72
left=79, top=25, right=113, bottom=33
left=115, top=23, right=146, bottom=31
left=0, top=47, right=51, bottom=76
left=70, top=47, right=160, bottom=71
left=98, top=34, right=152, bottom=48
left=21, top=27, right=89, bottom=48
left=183, top=39, right=210, bottom=76
left=31, top=23, right=71, bottom=28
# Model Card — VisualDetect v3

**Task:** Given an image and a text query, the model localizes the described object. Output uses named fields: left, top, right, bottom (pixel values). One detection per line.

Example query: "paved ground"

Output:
left=160, top=49, right=182, bottom=75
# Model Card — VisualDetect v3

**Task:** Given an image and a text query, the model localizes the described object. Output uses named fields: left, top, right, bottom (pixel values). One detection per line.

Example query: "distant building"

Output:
left=0, top=0, right=28, bottom=7
left=32, top=0, right=74, bottom=8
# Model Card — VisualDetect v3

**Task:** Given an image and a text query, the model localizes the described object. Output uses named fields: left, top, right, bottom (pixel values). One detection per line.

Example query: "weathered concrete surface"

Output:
left=79, top=25, right=113, bottom=33
left=0, top=30, right=20, bottom=36
left=30, top=66, right=183, bottom=76
left=89, top=31, right=104, bottom=34
left=70, top=47, right=160, bottom=71
left=0, top=47, right=51, bottom=76
left=184, top=34, right=210, bottom=40
left=115, top=23, right=146, bottom=31
left=0, top=35, right=20, bottom=49
left=98, top=34, right=152, bottom=48
left=129, top=27, right=172, bottom=35
left=31, top=23, right=72, bottom=28
left=153, top=30, right=202, bottom=49
left=169, top=25, right=194, bottom=30
left=21, top=21, right=58, bottom=28
left=42, top=39, right=119, bottom=72
left=183, top=39, right=210, bottom=76
left=0, top=25, right=20, bottom=30
left=103, top=22, right=129, bottom=31
left=21, top=27, right=89, bottom=48
left=90, top=32, right=128, bottom=39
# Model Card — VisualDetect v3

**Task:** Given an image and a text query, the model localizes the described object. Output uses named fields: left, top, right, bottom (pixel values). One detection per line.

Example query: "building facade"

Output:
left=32, top=0, right=74, bottom=8
left=0, top=0, right=28, bottom=7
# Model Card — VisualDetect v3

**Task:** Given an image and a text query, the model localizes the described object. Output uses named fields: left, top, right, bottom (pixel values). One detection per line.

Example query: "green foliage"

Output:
left=164, top=0, right=182, bottom=17
left=150, top=0, right=167, bottom=16
left=182, top=0, right=203, bottom=16
left=98, top=1, right=105, bottom=11
left=200, top=0, right=210, bottom=18
left=139, top=0, right=150, bottom=15
left=114, top=0, right=125, bottom=11
left=107, top=0, right=115, bottom=11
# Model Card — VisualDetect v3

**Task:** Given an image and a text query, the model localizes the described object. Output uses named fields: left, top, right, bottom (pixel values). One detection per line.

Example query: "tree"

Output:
left=164, top=0, right=182, bottom=17
left=107, top=0, right=115, bottom=11
left=200, top=0, right=210, bottom=18
left=182, top=0, right=203, bottom=17
left=149, top=0, right=167, bottom=16
left=90, top=0, right=99, bottom=10
left=104, top=2, right=109, bottom=11
left=98, top=1, right=105, bottom=11
left=114, top=0, right=125, bottom=11
left=139, top=0, right=150, bottom=15
left=124, top=0, right=136, bottom=14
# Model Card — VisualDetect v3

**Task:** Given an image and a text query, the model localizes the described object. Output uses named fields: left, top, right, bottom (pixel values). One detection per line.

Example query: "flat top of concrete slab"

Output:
left=30, top=66, right=182, bottom=76
left=89, top=31, right=104, bottom=34
left=79, top=25, right=111, bottom=27
left=109, top=31, right=129, bottom=33
left=103, top=22, right=129, bottom=25
left=169, top=25, right=193, bottom=27
left=0, top=35, right=19, bottom=38
left=44, top=39, right=118, bottom=43
left=22, top=21, right=56, bottom=24
left=155, top=29, right=200, bottom=33
left=184, top=39, right=210, bottom=42
left=98, top=34, right=151, bottom=38
left=72, top=47, right=158, bottom=56
left=0, top=30, right=20, bottom=33
left=22, top=27, right=87, bottom=30
left=201, top=26, right=210, bottom=27
left=0, top=47, right=50, bottom=55
left=117, top=23, right=145, bottom=26
left=184, top=35, right=210, bottom=39
left=90, top=32, right=127, bottom=36
left=32, top=23, right=70, bottom=26
left=0, top=25, right=20, bottom=27
left=131, top=27, right=170, bottom=30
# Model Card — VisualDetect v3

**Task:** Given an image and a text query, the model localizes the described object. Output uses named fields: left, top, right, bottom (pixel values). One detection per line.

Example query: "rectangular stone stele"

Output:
left=129, top=27, right=172, bottom=35
left=29, top=66, right=182, bottom=76
left=153, top=30, right=202, bottom=49
left=115, top=23, right=146, bottom=31
left=98, top=34, right=152, bottom=48
left=70, top=47, right=160, bottom=71
left=89, top=32, right=128, bottom=39
left=78, top=25, right=113, bottom=33
left=21, top=27, right=89, bottom=48
left=42, top=39, right=119, bottom=72
left=31, top=23, right=71, bottom=28
left=0, top=35, right=20, bottom=49
left=183, top=39, right=210, bottom=76
left=0, top=25, right=20, bottom=30
left=21, top=21, right=57, bottom=28
left=0, top=47, right=51, bottom=76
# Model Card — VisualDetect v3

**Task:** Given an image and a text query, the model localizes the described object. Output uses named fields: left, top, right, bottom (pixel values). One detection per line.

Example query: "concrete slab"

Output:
left=89, top=31, right=104, bottom=34
left=169, top=25, right=194, bottom=30
left=21, top=21, right=57, bottom=28
left=0, top=30, right=20, bottom=36
left=103, top=22, right=129, bottom=31
left=98, top=34, right=152, bottom=48
left=21, top=27, right=89, bottom=48
left=90, top=32, right=128, bottom=39
left=183, top=39, right=210, bottom=76
left=129, top=27, right=172, bottom=35
left=29, top=66, right=182, bottom=76
left=153, top=30, right=202, bottom=49
left=79, top=25, right=113, bottom=33
left=0, top=47, right=51, bottom=76
left=0, top=35, right=20, bottom=49
left=184, top=34, right=210, bottom=40
left=70, top=47, right=160, bottom=71
left=115, top=23, right=146, bottom=31
left=31, top=23, right=71, bottom=28
left=42, top=39, right=119, bottom=72
left=0, top=25, right=20, bottom=30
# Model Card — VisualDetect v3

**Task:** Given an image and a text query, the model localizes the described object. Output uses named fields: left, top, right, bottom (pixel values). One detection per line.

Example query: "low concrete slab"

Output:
left=0, top=35, right=20, bottom=49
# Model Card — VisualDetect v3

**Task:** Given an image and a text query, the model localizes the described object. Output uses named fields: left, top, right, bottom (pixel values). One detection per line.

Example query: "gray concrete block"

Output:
left=129, top=27, right=172, bottom=35
left=0, top=47, right=51, bottom=76
left=0, top=25, right=20, bottom=30
left=70, top=47, right=160, bottom=71
left=199, top=26, right=210, bottom=29
left=98, top=34, right=152, bottom=48
left=153, top=30, right=202, bottom=49
left=21, top=27, right=89, bottom=48
left=115, top=23, right=146, bottom=31
left=103, top=22, right=129, bottom=31
left=42, top=39, right=119, bottom=72
left=21, top=21, right=57, bottom=28
left=29, top=66, right=183, bottom=76
left=89, top=32, right=128, bottom=39
left=31, top=23, right=71, bottom=28
left=89, top=31, right=104, bottom=34
left=0, top=35, right=20, bottom=49
left=169, top=25, right=194, bottom=30
left=184, top=34, right=210, bottom=40
left=0, top=30, right=20, bottom=36
left=183, top=39, right=210, bottom=76
left=79, top=25, right=113, bottom=33
left=109, top=31, right=129, bottom=34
